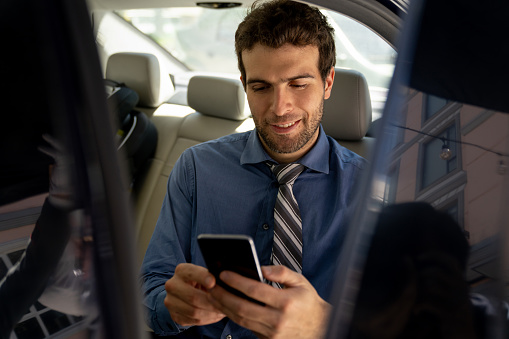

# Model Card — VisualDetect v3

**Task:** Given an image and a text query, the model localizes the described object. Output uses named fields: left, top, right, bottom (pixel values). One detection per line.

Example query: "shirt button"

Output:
left=226, top=335, right=232, bottom=339
left=262, top=223, right=269, bottom=230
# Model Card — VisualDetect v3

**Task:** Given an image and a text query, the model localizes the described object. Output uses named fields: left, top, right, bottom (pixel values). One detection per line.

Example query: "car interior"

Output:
left=1, top=0, right=508, bottom=337
left=105, top=50, right=374, bottom=267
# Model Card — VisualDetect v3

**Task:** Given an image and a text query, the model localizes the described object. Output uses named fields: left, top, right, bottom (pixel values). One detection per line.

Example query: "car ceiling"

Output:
left=408, top=0, right=509, bottom=113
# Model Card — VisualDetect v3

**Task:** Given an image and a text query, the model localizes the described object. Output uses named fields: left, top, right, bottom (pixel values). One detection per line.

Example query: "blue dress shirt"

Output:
left=141, top=126, right=367, bottom=338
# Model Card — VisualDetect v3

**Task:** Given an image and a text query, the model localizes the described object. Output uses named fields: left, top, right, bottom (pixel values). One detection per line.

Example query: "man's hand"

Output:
left=209, top=265, right=332, bottom=339
left=164, top=263, right=226, bottom=326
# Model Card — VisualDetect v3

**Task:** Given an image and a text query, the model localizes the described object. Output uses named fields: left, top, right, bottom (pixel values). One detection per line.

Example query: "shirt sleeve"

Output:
left=139, top=151, right=195, bottom=335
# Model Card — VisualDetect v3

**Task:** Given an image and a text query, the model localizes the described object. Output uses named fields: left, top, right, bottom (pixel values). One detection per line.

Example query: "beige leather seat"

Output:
left=105, top=52, right=175, bottom=115
left=323, top=68, right=374, bottom=158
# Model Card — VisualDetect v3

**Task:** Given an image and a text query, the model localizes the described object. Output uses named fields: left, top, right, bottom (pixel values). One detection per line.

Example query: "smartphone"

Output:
left=197, top=234, right=265, bottom=305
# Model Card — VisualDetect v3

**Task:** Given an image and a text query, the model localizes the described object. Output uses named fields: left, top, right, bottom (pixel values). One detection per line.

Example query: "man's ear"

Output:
left=324, top=67, right=335, bottom=100
left=240, top=75, right=246, bottom=90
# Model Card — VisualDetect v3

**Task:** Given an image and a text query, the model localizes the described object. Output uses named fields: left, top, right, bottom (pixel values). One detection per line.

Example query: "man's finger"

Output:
left=218, top=270, right=279, bottom=307
left=167, top=295, right=225, bottom=326
left=165, top=277, right=217, bottom=311
left=165, top=264, right=227, bottom=327
left=209, top=283, right=278, bottom=336
left=175, top=263, right=216, bottom=289
left=261, top=265, right=309, bottom=288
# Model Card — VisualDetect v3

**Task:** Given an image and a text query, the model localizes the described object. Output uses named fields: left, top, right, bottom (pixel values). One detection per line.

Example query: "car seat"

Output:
left=323, top=68, right=374, bottom=158
left=105, top=52, right=174, bottom=115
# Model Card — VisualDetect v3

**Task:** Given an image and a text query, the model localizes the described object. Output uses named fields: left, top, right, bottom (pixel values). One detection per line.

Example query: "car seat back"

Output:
left=105, top=52, right=174, bottom=111
left=323, top=68, right=374, bottom=158
left=135, top=74, right=251, bottom=267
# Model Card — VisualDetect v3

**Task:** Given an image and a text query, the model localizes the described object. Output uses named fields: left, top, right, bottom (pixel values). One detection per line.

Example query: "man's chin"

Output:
left=258, top=129, right=309, bottom=154
left=266, top=139, right=303, bottom=155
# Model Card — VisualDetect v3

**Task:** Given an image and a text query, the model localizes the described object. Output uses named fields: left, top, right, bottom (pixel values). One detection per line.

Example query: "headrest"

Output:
left=105, top=52, right=174, bottom=108
left=322, top=68, right=372, bottom=141
left=187, top=76, right=249, bottom=121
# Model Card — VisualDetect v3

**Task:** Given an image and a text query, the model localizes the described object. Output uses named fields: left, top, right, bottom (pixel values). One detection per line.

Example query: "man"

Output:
left=141, top=0, right=367, bottom=337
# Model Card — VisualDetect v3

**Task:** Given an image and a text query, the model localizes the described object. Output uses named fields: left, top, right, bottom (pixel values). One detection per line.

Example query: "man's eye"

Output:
left=291, top=84, right=307, bottom=89
left=252, top=86, right=268, bottom=92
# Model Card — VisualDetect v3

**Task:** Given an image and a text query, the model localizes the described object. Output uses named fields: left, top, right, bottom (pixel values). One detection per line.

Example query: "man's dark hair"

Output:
left=235, top=0, right=336, bottom=85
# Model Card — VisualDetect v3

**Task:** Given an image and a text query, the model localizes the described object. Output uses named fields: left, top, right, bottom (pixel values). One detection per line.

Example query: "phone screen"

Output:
left=197, top=234, right=264, bottom=305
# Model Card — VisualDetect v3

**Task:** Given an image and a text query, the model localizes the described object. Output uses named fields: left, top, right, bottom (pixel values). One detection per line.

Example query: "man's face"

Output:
left=241, top=43, right=334, bottom=163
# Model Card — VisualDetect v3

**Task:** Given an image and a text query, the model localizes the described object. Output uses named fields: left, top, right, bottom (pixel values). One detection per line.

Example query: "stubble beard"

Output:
left=255, top=100, right=324, bottom=155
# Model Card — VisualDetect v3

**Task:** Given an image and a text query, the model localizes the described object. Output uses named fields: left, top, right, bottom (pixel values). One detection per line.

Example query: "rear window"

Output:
left=116, top=7, right=396, bottom=118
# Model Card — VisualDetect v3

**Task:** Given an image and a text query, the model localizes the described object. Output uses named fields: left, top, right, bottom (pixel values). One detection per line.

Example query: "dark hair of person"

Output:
left=357, top=202, right=470, bottom=313
left=235, top=0, right=336, bottom=85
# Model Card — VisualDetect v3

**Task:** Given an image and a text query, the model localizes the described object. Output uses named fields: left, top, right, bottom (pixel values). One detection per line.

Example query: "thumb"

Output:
left=262, top=265, right=308, bottom=288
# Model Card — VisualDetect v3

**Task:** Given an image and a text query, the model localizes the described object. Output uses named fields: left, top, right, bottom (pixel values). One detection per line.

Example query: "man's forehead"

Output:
left=241, top=43, right=320, bottom=62
left=242, top=43, right=320, bottom=81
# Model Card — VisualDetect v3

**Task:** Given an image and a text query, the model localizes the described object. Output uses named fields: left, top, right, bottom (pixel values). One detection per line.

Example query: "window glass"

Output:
left=379, top=90, right=509, bottom=294
left=0, top=257, right=7, bottom=279
left=14, top=317, right=45, bottom=339
left=326, top=11, right=395, bottom=90
left=0, top=223, right=86, bottom=339
left=424, top=94, right=449, bottom=119
left=421, top=124, right=458, bottom=188
left=34, top=302, right=47, bottom=311
left=7, top=249, right=25, bottom=265
left=336, top=86, right=509, bottom=338
left=382, top=166, right=399, bottom=205
left=116, top=7, right=396, bottom=117
left=444, top=201, right=460, bottom=226
left=40, top=310, right=72, bottom=334
left=3, top=0, right=147, bottom=337
left=116, top=8, right=244, bottom=74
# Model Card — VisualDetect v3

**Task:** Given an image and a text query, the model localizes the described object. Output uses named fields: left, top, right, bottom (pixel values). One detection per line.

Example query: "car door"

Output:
left=327, top=0, right=509, bottom=338
left=0, top=0, right=147, bottom=338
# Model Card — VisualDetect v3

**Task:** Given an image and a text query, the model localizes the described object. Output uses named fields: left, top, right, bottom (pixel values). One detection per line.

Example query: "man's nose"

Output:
left=271, top=87, right=293, bottom=116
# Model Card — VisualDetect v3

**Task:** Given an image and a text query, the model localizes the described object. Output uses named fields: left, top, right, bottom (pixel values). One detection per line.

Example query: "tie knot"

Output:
left=269, top=163, right=305, bottom=185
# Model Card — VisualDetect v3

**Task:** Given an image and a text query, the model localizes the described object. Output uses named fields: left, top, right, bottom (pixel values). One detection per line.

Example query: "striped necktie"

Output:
left=268, top=163, right=305, bottom=286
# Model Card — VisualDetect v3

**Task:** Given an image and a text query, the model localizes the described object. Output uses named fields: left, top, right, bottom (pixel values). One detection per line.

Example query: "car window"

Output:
left=1, top=0, right=149, bottom=337
left=338, top=88, right=509, bottom=338
left=116, top=7, right=396, bottom=118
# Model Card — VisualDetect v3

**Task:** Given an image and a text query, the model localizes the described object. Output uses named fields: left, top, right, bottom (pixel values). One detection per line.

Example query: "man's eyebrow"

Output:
left=246, top=73, right=315, bottom=85
left=286, top=73, right=315, bottom=82
left=246, top=79, right=270, bottom=85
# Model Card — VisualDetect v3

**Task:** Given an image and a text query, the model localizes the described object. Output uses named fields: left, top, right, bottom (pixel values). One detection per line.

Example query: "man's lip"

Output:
left=271, top=120, right=301, bottom=133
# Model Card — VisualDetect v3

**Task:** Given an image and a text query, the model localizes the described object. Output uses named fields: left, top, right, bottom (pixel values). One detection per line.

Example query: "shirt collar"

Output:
left=240, top=125, right=330, bottom=174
